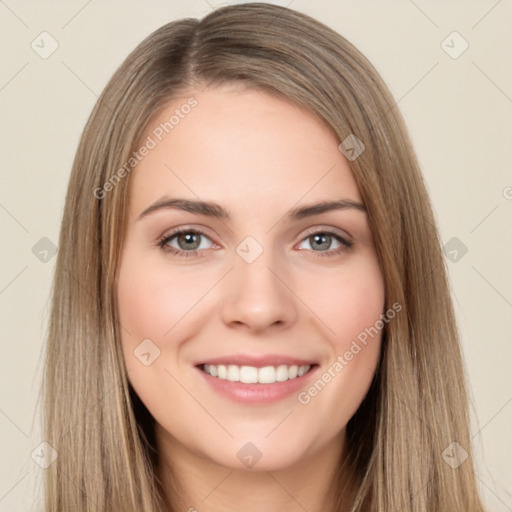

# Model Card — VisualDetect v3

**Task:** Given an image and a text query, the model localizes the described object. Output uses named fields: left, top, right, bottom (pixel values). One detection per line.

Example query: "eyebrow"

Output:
left=137, top=196, right=366, bottom=221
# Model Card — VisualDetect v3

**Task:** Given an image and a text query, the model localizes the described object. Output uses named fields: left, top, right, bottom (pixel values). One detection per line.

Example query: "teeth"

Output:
left=202, top=364, right=311, bottom=383
left=240, top=366, right=258, bottom=384
left=217, top=365, right=227, bottom=379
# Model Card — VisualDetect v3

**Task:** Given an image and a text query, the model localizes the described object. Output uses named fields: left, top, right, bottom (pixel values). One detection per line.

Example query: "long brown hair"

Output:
left=39, top=3, right=486, bottom=510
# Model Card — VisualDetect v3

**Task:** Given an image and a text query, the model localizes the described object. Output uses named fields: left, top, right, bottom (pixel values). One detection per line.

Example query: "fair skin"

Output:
left=117, top=83, right=385, bottom=512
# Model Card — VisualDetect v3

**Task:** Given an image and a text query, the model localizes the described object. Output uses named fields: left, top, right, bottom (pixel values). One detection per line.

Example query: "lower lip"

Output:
left=195, top=365, right=319, bottom=404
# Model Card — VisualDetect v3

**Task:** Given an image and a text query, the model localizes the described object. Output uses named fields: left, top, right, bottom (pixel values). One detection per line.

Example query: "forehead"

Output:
left=129, top=85, right=362, bottom=217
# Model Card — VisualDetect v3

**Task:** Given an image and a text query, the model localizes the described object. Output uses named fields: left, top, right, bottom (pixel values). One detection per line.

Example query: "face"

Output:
left=117, top=83, right=385, bottom=473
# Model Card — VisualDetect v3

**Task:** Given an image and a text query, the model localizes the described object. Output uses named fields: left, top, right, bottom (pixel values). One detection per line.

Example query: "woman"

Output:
left=40, top=3, right=486, bottom=511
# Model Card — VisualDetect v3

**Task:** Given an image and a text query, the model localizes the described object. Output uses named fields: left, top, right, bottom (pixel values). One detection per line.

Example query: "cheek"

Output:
left=299, top=254, right=385, bottom=347
left=116, top=252, right=181, bottom=381
left=116, top=255, right=210, bottom=428
left=295, top=255, right=385, bottom=425
left=116, top=253, right=225, bottom=390
left=118, top=276, right=174, bottom=341
left=117, top=256, right=214, bottom=342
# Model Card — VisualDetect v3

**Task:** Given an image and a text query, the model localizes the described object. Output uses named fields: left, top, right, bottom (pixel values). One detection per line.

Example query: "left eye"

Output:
left=297, top=232, right=350, bottom=252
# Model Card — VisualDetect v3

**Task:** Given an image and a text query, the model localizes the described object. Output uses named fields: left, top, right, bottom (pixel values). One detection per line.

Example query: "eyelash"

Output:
left=156, top=227, right=353, bottom=259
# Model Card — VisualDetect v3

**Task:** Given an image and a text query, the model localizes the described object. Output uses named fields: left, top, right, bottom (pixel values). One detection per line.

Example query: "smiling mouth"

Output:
left=199, top=363, right=316, bottom=384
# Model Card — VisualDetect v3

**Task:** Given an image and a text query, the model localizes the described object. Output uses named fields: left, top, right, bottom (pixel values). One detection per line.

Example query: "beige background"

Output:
left=0, top=1, right=511, bottom=510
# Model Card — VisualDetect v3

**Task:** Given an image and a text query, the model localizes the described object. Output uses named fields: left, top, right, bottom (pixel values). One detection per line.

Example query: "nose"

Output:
left=220, top=248, right=298, bottom=333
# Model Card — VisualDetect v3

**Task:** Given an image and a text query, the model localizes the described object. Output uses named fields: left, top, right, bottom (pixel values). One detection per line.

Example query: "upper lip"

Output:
left=195, top=354, right=318, bottom=368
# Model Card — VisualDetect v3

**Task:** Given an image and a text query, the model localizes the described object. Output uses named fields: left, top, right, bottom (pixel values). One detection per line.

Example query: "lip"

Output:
left=194, top=359, right=320, bottom=404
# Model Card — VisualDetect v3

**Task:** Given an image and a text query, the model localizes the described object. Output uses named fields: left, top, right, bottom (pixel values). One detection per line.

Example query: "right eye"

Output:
left=157, top=228, right=217, bottom=258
